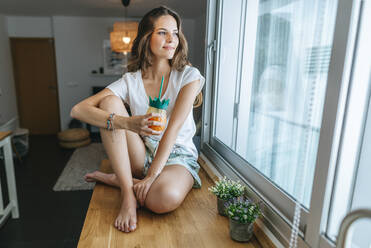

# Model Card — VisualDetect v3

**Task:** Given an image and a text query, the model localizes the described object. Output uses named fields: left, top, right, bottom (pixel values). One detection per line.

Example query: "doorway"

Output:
left=10, top=38, right=61, bottom=135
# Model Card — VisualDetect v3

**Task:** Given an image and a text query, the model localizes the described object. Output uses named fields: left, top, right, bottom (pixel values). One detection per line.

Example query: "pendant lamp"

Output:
left=110, top=22, right=138, bottom=54
left=110, top=0, right=138, bottom=54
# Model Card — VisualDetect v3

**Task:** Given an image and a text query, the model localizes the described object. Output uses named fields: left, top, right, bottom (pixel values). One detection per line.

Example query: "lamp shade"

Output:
left=110, top=21, right=138, bottom=53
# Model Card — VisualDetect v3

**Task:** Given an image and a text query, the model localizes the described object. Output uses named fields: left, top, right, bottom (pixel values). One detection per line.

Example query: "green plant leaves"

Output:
left=208, top=177, right=245, bottom=200
left=224, top=197, right=262, bottom=224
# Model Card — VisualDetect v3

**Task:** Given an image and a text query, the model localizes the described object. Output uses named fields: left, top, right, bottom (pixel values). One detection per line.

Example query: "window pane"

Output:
left=327, top=0, right=371, bottom=239
left=349, top=220, right=371, bottom=248
left=237, top=0, right=337, bottom=207
left=213, top=0, right=243, bottom=148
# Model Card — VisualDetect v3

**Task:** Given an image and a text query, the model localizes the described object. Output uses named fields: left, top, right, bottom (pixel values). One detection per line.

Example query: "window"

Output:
left=325, top=0, right=371, bottom=245
left=236, top=0, right=337, bottom=207
left=203, top=0, right=368, bottom=246
left=211, top=0, right=337, bottom=215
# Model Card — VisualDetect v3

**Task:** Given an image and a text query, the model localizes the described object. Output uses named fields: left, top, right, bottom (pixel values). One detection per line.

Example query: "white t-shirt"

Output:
left=106, top=65, right=205, bottom=159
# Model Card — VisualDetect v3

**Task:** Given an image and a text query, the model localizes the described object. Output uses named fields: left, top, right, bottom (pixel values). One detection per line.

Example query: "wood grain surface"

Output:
left=78, top=159, right=264, bottom=248
left=0, top=131, right=12, bottom=141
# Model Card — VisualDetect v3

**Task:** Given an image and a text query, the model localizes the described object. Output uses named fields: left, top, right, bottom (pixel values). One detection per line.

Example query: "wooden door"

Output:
left=10, top=38, right=60, bottom=135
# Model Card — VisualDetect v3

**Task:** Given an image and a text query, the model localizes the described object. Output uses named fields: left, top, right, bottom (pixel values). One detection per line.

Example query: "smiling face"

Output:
left=128, top=6, right=190, bottom=73
left=149, top=15, right=179, bottom=60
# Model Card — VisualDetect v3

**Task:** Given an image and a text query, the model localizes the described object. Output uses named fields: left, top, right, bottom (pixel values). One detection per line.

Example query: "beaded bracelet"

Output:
left=107, top=113, right=116, bottom=131
left=107, top=113, right=116, bottom=142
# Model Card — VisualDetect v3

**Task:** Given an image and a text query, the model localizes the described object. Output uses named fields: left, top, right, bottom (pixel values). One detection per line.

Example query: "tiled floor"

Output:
left=0, top=135, right=94, bottom=248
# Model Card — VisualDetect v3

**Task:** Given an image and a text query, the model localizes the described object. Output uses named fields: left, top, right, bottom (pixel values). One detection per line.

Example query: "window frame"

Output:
left=201, top=0, right=360, bottom=247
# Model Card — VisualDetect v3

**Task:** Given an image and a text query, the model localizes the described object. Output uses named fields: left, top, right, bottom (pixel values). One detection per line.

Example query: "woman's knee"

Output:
left=146, top=188, right=184, bottom=214
left=99, top=95, right=127, bottom=113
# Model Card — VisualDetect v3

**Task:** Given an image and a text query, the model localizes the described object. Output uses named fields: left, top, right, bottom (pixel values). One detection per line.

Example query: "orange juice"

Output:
left=147, top=75, right=169, bottom=132
left=146, top=106, right=167, bottom=131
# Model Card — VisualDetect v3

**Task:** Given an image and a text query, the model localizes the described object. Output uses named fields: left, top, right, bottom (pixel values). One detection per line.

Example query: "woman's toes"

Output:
left=124, top=221, right=130, bottom=233
left=129, top=223, right=136, bottom=231
left=115, top=218, right=124, bottom=231
left=84, top=173, right=95, bottom=182
left=129, top=218, right=137, bottom=231
left=119, top=222, right=124, bottom=232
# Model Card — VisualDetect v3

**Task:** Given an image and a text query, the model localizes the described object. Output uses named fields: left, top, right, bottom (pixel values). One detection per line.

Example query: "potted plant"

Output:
left=225, top=197, right=262, bottom=242
left=208, top=177, right=245, bottom=216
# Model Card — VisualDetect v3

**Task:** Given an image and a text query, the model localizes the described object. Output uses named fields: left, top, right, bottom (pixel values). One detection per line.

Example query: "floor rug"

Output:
left=53, top=143, right=107, bottom=191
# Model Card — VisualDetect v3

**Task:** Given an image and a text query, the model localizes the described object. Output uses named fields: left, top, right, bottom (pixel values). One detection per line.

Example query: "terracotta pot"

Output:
left=229, top=218, right=254, bottom=242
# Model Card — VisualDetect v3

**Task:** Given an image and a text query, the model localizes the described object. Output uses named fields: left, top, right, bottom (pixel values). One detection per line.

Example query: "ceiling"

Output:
left=0, top=0, right=206, bottom=19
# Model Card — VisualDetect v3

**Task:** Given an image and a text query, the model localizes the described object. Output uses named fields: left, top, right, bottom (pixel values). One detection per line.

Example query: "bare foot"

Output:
left=84, top=171, right=141, bottom=208
left=84, top=171, right=141, bottom=186
left=115, top=191, right=138, bottom=233
left=84, top=171, right=118, bottom=187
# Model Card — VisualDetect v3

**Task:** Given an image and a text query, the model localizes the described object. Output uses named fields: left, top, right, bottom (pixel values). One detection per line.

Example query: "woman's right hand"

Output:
left=125, top=113, right=164, bottom=136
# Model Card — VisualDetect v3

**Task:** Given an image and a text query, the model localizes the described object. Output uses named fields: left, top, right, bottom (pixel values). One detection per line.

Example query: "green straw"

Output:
left=158, top=75, right=164, bottom=99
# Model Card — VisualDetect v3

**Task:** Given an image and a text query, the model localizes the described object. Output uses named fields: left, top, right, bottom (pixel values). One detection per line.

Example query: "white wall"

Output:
left=189, top=13, right=207, bottom=126
left=52, top=16, right=132, bottom=130
left=7, top=16, right=53, bottom=37
left=4, top=14, right=205, bottom=131
left=182, top=19, right=196, bottom=68
left=0, top=15, right=18, bottom=125
left=193, top=13, right=207, bottom=74
left=52, top=16, right=201, bottom=130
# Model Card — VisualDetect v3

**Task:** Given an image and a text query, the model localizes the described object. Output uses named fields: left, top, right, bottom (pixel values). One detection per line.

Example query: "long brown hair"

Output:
left=127, top=6, right=190, bottom=73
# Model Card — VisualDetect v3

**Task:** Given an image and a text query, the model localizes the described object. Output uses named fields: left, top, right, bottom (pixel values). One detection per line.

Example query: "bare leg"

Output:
left=84, top=171, right=140, bottom=187
left=85, top=165, right=194, bottom=215
left=98, top=95, right=146, bottom=233
left=145, top=165, right=194, bottom=214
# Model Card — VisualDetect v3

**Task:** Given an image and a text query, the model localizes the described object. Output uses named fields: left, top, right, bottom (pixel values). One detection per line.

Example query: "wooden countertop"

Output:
left=78, top=159, right=265, bottom=248
left=0, top=131, right=12, bottom=141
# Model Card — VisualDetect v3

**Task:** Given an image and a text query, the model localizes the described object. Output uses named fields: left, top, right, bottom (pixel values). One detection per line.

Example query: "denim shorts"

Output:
left=142, top=136, right=201, bottom=188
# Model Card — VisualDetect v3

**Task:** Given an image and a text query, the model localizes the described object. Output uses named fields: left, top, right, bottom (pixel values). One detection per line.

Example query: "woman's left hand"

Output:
left=133, top=175, right=157, bottom=206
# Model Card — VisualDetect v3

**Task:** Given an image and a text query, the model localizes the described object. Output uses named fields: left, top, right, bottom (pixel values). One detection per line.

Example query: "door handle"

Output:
left=207, top=40, right=216, bottom=65
left=48, top=85, right=57, bottom=93
left=336, top=209, right=371, bottom=248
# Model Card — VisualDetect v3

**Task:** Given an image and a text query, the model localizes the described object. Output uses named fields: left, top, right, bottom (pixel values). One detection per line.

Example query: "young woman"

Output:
left=70, top=6, right=205, bottom=233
